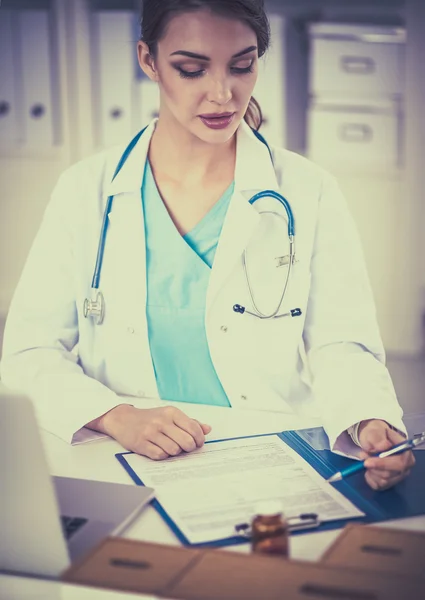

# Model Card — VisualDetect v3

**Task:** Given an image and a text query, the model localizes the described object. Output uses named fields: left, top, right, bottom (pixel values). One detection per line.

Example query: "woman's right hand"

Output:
left=92, top=404, right=211, bottom=460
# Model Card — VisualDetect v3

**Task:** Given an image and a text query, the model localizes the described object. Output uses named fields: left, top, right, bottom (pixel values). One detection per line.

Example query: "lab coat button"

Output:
left=220, top=326, right=228, bottom=333
left=137, top=390, right=145, bottom=397
left=127, top=327, right=135, bottom=334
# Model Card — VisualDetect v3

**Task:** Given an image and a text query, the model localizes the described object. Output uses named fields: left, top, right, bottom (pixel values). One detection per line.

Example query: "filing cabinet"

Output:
left=310, top=23, right=405, bottom=100
left=307, top=23, right=406, bottom=172
left=308, top=101, right=402, bottom=170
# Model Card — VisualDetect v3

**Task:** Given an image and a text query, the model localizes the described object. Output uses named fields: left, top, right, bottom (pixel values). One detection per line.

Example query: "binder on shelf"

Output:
left=18, top=10, right=56, bottom=149
left=136, top=80, right=160, bottom=132
left=92, top=11, right=137, bottom=148
left=0, top=10, right=19, bottom=146
left=116, top=429, right=425, bottom=548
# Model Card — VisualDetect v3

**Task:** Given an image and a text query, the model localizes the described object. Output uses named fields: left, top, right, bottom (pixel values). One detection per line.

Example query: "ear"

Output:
left=137, top=41, right=159, bottom=82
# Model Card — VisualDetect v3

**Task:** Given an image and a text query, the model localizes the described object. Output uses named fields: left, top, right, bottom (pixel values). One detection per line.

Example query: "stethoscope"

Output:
left=84, top=127, right=302, bottom=325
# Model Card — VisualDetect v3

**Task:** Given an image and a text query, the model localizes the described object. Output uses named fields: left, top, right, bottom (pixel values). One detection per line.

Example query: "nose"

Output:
left=207, top=75, right=232, bottom=105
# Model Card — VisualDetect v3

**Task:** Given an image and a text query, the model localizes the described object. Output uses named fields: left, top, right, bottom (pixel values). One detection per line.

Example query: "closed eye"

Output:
left=176, top=61, right=254, bottom=80
left=177, top=67, right=204, bottom=79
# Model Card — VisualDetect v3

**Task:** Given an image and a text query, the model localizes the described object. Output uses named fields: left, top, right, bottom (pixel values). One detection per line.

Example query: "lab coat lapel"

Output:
left=100, top=122, right=156, bottom=325
left=206, top=122, right=280, bottom=314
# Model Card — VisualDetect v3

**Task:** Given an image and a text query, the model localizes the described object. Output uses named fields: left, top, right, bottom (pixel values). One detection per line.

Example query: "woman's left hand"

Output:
left=357, top=419, right=415, bottom=491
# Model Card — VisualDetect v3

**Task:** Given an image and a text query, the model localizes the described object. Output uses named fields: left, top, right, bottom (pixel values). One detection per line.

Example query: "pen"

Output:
left=327, top=431, right=425, bottom=483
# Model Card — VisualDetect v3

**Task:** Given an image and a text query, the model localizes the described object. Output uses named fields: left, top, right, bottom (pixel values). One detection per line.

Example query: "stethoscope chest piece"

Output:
left=84, top=291, right=105, bottom=325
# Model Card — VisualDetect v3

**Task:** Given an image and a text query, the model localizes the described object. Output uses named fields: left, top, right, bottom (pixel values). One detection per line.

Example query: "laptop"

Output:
left=0, top=394, right=154, bottom=578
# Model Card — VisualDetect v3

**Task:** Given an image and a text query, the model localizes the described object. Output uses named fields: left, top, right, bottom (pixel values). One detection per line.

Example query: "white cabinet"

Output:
left=310, top=24, right=405, bottom=100
left=307, top=23, right=406, bottom=173
left=308, top=100, right=403, bottom=171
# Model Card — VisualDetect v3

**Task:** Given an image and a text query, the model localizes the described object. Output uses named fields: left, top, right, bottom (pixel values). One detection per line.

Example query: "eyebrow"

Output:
left=169, top=45, right=257, bottom=61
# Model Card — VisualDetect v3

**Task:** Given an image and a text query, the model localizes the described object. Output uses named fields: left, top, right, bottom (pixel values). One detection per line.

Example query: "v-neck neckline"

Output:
left=146, top=160, right=233, bottom=239
left=144, top=160, right=234, bottom=268
left=184, top=180, right=234, bottom=242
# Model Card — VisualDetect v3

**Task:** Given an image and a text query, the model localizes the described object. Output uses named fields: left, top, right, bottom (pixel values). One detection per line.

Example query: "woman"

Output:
left=0, top=0, right=414, bottom=490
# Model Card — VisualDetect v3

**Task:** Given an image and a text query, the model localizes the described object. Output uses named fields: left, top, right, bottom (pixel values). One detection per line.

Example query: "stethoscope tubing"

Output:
left=85, top=126, right=296, bottom=323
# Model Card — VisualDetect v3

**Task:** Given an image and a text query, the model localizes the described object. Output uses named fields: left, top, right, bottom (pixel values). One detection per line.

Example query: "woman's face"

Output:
left=138, top=9, right=259, bottom=144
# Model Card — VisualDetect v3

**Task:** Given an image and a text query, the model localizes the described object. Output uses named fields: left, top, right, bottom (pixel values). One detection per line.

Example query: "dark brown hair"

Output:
left=140, top=0, right=270, bottom=130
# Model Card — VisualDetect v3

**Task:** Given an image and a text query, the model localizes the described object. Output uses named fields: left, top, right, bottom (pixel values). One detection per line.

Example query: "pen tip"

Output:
left=327, top=473, right=342, bottom=483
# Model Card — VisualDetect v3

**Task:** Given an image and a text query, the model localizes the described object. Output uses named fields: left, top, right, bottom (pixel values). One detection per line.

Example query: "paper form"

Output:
left=125, top=435, right=364, bottom=544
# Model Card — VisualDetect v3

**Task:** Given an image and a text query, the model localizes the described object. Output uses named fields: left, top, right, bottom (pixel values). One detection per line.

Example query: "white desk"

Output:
left=3, top=427, right=425, bottom=599
left=0, top=574, right=159, bottom=599
left=41, top=429, right=425, bottom=561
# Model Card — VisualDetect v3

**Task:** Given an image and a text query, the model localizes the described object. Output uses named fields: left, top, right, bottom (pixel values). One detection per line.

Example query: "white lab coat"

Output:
left=0, top=120, right=405, bottom=449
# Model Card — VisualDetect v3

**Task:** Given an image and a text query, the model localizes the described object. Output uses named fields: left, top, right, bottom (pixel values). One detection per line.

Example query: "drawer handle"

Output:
left=339, top=123, right=373, bottom=143
left=341, top=56, right=376, bottom=75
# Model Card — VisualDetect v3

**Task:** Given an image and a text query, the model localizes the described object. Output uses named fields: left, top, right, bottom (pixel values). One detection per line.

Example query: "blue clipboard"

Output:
left=116, top=430, right=425, bottom=548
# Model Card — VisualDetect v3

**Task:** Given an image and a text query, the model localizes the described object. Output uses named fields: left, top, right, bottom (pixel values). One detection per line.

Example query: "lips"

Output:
left=199, top=112, right=235, bottom=130
left=199, top=112, right=234, bottom=119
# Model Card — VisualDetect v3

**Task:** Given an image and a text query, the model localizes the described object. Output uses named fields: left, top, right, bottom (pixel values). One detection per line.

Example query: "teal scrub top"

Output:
left=142, top=160, right=234, bottom=407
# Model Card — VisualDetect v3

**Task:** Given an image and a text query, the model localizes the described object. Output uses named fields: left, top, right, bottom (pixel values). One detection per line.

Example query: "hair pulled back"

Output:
left=140, top=0, right=270, bottom=130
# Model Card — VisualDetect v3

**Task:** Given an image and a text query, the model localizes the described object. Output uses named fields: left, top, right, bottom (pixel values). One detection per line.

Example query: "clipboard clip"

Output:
left=234, top=513, right=320, bottom=539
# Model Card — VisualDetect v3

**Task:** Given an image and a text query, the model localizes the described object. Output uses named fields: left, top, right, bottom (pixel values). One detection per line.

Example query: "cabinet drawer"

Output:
left=307, top=105, right=402, bottom=170
left=309, top=24, right=405, bottom=99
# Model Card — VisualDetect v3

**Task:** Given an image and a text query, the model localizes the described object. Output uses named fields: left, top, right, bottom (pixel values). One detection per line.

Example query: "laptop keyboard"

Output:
left=61, top=516, right=88, bottom=540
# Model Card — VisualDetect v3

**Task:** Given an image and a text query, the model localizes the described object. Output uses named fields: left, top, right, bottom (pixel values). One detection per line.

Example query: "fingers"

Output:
left=365, top=451, right=415, bottom=473
left=360, top=425, right=393, bottom=453
left=172, top=409, right=208, bottom=448
left=139, top=441, right=170, bottom=461
left=200, top=422, right=212, bottom=435
left=113, top=406, right=212, bottom=460
left=162, top=424, right=199, bottom=453
left=153, top=433, right=183, bottom=457
left=386, top=426, right=408, bottom=446
left=365, top=468, right=411, bottom=491
left=364, top=449, right=415, bottom=491
left=358, top=420, right=415, bottom=491
left=144, top=408, right=212, bottom=456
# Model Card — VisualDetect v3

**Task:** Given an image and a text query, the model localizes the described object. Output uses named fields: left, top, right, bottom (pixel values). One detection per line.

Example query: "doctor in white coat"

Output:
left=1, top=0, right=414, bottom=490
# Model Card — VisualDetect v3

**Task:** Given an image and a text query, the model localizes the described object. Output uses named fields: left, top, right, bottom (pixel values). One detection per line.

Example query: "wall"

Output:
left=1, top=0, right=424, bottom=357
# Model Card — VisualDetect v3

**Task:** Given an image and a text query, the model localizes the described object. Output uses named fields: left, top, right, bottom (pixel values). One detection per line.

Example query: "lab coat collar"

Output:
left=235, top=119, right=280, bottom=194
left=104, top=118, right=280, bottom=198
left=103, top=118, right=281, bottom=317
left=206, top=122, right=281, bottom=315
left=104, top=120, right=157, bottom=198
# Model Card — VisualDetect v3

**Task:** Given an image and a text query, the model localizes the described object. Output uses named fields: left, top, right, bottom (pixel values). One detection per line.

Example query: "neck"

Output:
left=149, top=113, right=237, bottom=187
